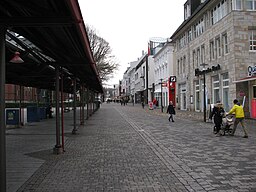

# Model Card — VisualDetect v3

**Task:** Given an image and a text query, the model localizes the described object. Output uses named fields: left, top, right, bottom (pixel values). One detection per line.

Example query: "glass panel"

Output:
left=246, top=0, right=253, bottom=9
left=213, top=75, right=219, bottom=81
left=253, top=86, right=256, bottom=98
left=236, top=0, right=242, bottom=9
left=223, top=87, right=229, bottom=111
left=214, top=82, right=220, bottom=87
left=214, top=89, right=220, bottom=103
left=222, top=72, right=229, bottom=79
left=223, top=81, right=229, bottom=86
left=196, top=91, right=200, bottom=110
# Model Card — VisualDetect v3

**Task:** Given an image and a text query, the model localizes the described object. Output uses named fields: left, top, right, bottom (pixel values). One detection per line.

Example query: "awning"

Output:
left=1, top=0, right=103, bottom=93
left=233, top=76, right=256, bottom=83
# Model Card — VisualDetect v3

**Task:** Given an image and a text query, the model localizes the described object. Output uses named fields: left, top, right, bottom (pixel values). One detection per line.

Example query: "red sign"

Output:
left=239, top=91, right=245, bottom=97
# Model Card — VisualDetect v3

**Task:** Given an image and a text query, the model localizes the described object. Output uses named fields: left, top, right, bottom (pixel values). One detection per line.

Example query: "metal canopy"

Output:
left=0, top=0, right=103, bottom=93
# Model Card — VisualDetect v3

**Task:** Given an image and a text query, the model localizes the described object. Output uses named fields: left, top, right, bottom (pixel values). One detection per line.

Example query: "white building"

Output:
left=153, top=41, right=175, bottom=108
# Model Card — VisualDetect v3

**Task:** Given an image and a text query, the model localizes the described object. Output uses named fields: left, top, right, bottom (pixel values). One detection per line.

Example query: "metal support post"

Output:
left=160, top=78, right=163, bottom=113
left=53, top=66, right=63, bottom=154
left=0, top=25, right=6, bottom=192
left=72, top=79, right=77, bottom=134
left=203, top=71, right=206, bottom=122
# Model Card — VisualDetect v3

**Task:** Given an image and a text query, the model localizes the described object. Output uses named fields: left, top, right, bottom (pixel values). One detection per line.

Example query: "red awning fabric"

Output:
left=233, top=76, right=256, bottom=83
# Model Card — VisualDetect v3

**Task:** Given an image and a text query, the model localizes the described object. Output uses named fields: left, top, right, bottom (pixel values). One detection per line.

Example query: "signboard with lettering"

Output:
left=195, top=64, right=221, bottom=76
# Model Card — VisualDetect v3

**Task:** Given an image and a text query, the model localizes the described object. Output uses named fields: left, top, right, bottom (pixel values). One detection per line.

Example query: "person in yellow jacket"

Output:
left=227, top=99, right=248, bottom=138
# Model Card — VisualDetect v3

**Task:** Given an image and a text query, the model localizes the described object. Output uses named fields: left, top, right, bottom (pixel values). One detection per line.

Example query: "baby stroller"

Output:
left=218, top=114, right=234, bottom=136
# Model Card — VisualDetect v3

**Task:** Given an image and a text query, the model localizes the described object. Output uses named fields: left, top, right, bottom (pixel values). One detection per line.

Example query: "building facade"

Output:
left=134, top=54, right=148, bottom=104
left=153, top=41, right=176, bottom=108
left=171, top=0, right=256, bottom=118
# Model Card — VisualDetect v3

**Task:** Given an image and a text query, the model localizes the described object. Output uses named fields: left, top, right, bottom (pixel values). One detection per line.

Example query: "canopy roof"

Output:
left=1, top=0, right=103, bottom=93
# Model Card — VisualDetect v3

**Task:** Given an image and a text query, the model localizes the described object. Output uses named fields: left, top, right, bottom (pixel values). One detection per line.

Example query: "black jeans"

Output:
left=168, top=114, right=174, bottom=122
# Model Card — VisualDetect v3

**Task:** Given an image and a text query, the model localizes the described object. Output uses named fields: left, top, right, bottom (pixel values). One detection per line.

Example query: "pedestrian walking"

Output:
left=227, top=99, right=248, bottom=138
left=142, top=101, right=145, bottom=109
left=209, top=101, right=225, bottom=136
left=166, top=101, right=175, bottom=122
left=153, top=98, right=157, bottom=109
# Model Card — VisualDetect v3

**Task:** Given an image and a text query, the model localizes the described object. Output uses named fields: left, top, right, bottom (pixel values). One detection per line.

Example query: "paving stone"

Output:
left=5, top=103, right=256, bottom=192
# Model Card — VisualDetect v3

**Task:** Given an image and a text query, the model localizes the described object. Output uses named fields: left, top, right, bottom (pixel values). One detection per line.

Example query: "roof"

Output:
left=1, top=0, right=103, bottom=93
left=170, top=0, right=210, bottom=40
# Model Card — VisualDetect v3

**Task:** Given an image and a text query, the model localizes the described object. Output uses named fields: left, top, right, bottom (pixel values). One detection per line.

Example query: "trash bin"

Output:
left=27, top=106, right=40, bottom=122
left=39, top=107, right=47, bottom=119
left=6, top=109, right=19, bottom=127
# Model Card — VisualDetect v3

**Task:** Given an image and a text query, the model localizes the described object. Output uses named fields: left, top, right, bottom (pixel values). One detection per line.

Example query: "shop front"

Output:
left=234, top=66, right=256, bottom=119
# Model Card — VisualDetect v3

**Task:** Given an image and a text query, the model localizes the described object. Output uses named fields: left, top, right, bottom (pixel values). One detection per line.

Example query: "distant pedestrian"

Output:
left=227, top=99, right=248, bottom=138
left=166, top=101, right=175, bottom=122
left=153, top=98, right=157, bottom=109
left=209, top=101, right=225, bottom=136
left=46, top=103, right=53, bottom=118
left=142, top=101, right=145, bottom=109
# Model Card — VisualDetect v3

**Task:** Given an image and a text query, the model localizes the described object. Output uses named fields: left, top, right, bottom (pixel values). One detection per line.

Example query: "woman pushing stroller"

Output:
left=209, top=101, right=225, bottom=136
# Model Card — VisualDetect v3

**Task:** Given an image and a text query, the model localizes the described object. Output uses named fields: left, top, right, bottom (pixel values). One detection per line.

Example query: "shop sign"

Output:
left=248, top=65, right=256, bottom=77
left=195, top=64, right=221, bottom=76
left=239, top=91, right=245, bottom=97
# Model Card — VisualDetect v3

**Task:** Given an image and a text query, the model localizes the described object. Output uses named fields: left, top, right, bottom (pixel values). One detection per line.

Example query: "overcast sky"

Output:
left=78, top=0, right=185, bottom=86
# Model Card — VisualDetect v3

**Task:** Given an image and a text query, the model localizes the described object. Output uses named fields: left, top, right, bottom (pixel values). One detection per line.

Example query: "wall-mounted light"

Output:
left=10, top=51, right=24, bottom=63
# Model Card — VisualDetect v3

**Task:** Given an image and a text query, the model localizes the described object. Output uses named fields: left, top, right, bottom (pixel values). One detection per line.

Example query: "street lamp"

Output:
left=160, top=78, right=163, bottom=113
left=200, top=63, right=208, bottom=122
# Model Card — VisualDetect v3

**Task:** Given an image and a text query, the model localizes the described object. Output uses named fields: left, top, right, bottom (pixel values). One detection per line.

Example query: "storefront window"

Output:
left=180, top=84, right=187, bottom=110
left=195, top=80, right=200, bottom=111
left=213, top=75, right=220, bottom=103
left=253, top=86, right=256, bottom=98
left=222, top=73, right=229, bottom=111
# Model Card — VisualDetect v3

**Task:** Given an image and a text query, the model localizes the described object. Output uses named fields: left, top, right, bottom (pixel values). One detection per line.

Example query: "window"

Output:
left=210, top=40, right=215, bottom=60
left=212, top=75, right=220, bottom=103
left=179, top=33, right=187, bottom=48
left=245, top=0, right=256, bottom=10
left=195, top=80, right=200, bottom=111
left=193, top=51, right=196, bottom=69
left=249, top=30, right=256, bottom=51
left=177, top=59, right=180, bottom=74
left=188, top=29, right=192, bottom=42
left=222, top=73, right=229, bottom=110
left=212, top=0, right=228, bottom=25
left=216, top=37, right=221, bottom=57
left=193, top=18, right=205, bottom=38
left=201, top=45, right=205, bottom=64
left=232, top=0, right=242, bottom=10
left=183, top=56, right=186, bottom=73
left=253, top=86, right=256, bottom=98
left=222, top=33, right=229, bottom=54
left=197, top=48, right=200, bottom=67
left=180, top=58, right=183, bottom=74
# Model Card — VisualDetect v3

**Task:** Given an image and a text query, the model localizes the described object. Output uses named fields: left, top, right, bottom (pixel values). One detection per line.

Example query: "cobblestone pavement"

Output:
left=6, top=103, right=256, bottom=192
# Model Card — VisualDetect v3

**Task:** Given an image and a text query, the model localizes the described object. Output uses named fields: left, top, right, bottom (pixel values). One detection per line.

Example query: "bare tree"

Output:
left=86, top=25, right=119, bottom=82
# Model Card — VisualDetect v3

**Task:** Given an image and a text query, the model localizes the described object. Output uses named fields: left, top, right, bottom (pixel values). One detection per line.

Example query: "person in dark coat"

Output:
left=166, top=101, right=175, bottom=122
left=46, top=103, right=53, bottom=118
left=209, top=101, right=225, bottom=136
